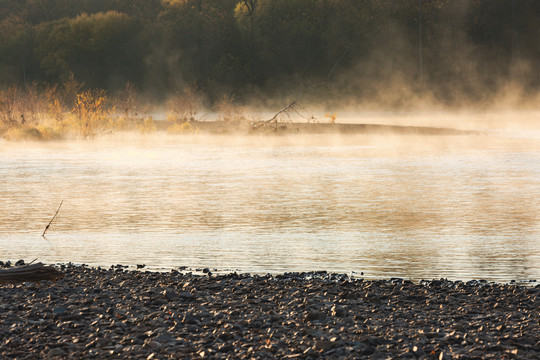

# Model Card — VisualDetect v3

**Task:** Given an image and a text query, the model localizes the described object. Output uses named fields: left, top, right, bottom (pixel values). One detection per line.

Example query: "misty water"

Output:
left=1, top=122, right=539, bottom=282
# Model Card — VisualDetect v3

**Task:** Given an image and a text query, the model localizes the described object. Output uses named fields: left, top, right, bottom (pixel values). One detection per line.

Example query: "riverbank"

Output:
left=1, top=265, right=538, bottom=359
left=1, top=118, right=481, bottom=141
left=154, top=120, right=479, bottom=136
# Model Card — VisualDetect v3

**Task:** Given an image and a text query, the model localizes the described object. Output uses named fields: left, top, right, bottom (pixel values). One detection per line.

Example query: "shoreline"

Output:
left=4, top=260, right=537, bottom=286
left=50, top=263, right=540, bottom=286
left=154, top=120, right=481, bottom=137
left=1, top=120, right=482, bottom=142
left=1, top=264, right=538, bottom=359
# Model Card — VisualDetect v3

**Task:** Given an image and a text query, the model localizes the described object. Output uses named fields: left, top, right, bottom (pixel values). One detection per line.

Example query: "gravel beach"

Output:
left=1, top=264, right=538, bottom=359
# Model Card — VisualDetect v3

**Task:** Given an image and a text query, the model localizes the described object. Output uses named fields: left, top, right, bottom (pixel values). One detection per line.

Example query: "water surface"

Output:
left=1, top=129, right=539, bottom=282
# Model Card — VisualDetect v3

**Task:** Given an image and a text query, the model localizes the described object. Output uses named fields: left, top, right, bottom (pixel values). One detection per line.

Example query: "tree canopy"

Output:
left=1, top=0, right=539, bottom=106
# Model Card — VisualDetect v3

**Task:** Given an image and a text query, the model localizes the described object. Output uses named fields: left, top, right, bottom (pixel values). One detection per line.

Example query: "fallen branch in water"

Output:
left=0, top=262, right=64, bottom=283
left=251, top=101, right=316, bottom=130
left=42, top=200, right=63, bottom=237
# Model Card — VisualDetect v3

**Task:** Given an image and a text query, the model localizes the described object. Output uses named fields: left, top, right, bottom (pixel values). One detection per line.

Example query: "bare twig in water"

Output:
left=251, top=101, right=317, bottom=130
left=42, top=200, right=63, bottom=237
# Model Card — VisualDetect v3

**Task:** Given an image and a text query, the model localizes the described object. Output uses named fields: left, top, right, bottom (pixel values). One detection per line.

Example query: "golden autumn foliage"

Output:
left=0, top=82, right=116, bottom=140
left=72, top=89, right=109, bottom=138
left=325, top=113, right=337, bottom=124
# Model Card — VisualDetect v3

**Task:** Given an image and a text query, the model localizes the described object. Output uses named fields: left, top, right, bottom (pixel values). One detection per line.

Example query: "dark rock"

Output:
left=48, top=348, right=66, bottom=357
left=330, top=305, right=344, bottom=317
left=53, top=306, right=67, bottom=315
left=313, top=340, right=333, bottom=352
left=162, top=289, right=178, bottom=301
left=154, top=332, right=174, bottom=343
left=304, top=311, right=325, bottom=322
left=177, top=291, right=195, bottom=300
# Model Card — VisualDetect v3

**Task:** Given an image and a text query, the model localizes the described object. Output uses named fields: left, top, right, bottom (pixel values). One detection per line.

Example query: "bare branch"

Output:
left=42, top=200, right=63, bottom=237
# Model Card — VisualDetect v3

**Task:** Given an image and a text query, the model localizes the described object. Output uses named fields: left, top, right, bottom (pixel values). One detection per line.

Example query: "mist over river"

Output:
left=1, top=122, right=539, bottom=282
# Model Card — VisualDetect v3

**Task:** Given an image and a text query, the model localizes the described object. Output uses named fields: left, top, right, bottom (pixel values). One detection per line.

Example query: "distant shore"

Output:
left=1, top=264, right=538, bottom=359
left=154, top=120, right=480, bottom=137
left=0, top=119, right=481, bottom=142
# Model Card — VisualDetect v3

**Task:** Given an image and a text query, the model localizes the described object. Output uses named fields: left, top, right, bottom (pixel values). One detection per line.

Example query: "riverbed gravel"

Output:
left=1, top=264, right=538, bottom=359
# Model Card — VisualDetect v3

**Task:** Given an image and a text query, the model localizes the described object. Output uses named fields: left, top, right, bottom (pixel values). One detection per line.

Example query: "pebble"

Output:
left=0, top=264, right=538, bottom=359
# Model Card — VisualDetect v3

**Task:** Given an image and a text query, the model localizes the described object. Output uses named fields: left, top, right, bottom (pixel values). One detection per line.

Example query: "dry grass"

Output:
left=166, top=81, right=203, bottom=124
left=0, top=81, right=323, bottom=141
left=138, top=116, right=157, bottom=133
left=0, top=76, right=150, bottom=140
left=215, top=93, right=251, bottom=123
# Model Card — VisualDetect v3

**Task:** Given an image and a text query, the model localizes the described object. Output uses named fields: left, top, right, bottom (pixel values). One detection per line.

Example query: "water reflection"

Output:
left=0, top=133, right=539, bottom=282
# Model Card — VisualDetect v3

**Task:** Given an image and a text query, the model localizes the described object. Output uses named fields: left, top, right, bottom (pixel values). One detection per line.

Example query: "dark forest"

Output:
left=1, top=0, right=540, bottom=107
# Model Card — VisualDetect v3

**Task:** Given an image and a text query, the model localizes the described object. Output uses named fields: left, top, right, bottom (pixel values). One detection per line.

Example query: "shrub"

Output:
left=72, top=89, right=109, bottom=138
left=167, top=81, right=203, bottom=123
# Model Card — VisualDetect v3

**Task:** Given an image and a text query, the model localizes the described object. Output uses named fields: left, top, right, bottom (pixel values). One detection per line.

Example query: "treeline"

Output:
left=1, top=0, right=540, bottom=106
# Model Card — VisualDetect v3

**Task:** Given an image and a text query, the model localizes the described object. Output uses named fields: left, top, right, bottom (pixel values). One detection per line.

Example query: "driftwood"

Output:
left=251, top=102, right=315, bottom=130
left=0, top=262, right=64, bottom=284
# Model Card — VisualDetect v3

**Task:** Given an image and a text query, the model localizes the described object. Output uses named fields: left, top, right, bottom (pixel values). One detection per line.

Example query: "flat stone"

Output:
left=313, top=340, right=333, bottom=352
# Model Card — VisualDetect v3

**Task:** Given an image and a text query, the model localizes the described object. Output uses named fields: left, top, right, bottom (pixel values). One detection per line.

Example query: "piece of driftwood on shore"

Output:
left=0, top=262, right=64, bottom=284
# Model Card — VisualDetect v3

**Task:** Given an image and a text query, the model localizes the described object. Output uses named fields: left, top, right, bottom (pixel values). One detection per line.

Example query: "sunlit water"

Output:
left=1, top=129, right=539, bottom=282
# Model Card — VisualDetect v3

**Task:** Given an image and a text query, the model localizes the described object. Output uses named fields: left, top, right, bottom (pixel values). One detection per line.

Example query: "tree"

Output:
left=35, top=11, right=145, bottom=90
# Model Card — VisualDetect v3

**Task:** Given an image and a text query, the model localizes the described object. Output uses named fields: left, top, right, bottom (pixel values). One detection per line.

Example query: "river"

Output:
left=1, top=122, right=539, bottom=282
